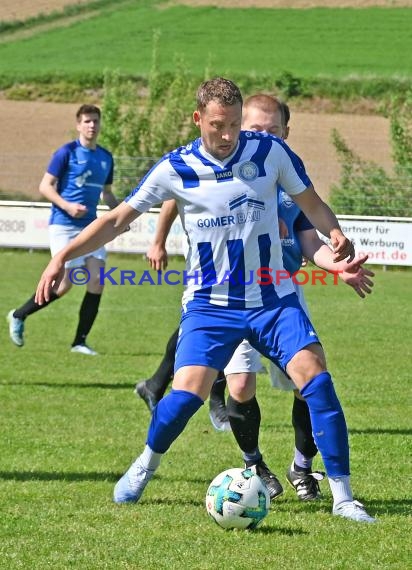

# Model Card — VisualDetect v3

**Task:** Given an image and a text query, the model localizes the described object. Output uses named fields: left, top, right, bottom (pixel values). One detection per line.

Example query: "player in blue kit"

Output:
left=7, top=104, right=119, bottom=355
left=223, top=94, right=374, bottom=502
left=35, top=78, right=376, bottom=522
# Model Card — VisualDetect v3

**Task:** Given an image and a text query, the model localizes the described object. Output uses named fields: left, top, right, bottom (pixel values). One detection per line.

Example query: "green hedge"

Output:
left=2, top=71, right=412, bottom=105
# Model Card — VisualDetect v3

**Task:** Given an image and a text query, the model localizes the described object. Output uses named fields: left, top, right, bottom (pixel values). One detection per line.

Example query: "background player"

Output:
left=225, top=94, right=374, bottom=501
left=8, top=104, right=119, bottom=355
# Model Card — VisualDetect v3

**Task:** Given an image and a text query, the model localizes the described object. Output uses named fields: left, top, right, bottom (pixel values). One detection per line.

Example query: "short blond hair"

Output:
left=243, top=94, right=290, bottom=126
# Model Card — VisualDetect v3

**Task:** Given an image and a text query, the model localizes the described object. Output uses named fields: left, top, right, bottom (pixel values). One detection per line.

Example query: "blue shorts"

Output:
left=174, top=294, right=320, bottom=374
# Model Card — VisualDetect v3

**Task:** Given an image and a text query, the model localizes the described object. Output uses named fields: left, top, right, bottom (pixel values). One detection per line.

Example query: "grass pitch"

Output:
left=0, top=2, right=411, bottom=79
left=1, top=250, right=411, bottom=569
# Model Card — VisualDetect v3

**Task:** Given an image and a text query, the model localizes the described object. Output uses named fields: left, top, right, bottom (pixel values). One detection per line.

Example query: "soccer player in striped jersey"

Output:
left=136, top=94, right=374, bottom=507
left=35, top=78, right=375, bottom=522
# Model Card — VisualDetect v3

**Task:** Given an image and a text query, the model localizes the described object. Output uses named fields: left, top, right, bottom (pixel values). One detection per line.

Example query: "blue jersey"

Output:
left=48, top=140, right=114, bottom=228
left=278, top=187, right=313, bottom=274
left=126, top=131, right=312, bottom=309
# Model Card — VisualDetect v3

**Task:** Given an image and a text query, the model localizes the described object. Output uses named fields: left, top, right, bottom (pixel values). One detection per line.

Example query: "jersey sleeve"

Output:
left=47, top=144, right=70, bottom=179
left=125, top=157, right=175, bottom=213
left=276, top=141, right=312, bottom=196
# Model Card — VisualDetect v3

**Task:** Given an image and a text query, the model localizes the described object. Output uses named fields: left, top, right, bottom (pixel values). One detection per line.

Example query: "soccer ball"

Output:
left=205, top=467, right=270, bottom=530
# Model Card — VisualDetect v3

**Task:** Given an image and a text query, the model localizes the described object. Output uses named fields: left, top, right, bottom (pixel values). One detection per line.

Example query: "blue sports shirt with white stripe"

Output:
left=48, top=140, right=114, bottom=228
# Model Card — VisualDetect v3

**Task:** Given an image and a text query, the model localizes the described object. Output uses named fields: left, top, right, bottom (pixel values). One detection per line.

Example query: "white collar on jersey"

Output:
left=198, top=139, right=240, bottom=167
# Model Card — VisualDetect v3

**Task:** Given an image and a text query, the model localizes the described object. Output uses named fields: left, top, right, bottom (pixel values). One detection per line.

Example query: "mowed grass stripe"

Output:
left=0, top=249, right=410, bottom=568
left=0, top=5, right=411, bottom=78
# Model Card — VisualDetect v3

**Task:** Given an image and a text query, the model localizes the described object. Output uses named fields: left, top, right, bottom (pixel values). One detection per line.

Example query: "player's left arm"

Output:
left=100, top=154, right=118, bottom=209
left=298, top=228, right=374, bottom=298
left=291, top=185, right=354, bottom=262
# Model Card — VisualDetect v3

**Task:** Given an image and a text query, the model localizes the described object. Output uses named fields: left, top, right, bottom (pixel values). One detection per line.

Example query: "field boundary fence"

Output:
left=0, top=201, right=411, bottom=267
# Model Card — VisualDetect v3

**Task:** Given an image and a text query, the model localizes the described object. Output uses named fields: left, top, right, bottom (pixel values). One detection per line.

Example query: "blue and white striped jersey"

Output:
left=126, top=131, right=311, bottom=308
left=48, top=140, right=114, bottom=228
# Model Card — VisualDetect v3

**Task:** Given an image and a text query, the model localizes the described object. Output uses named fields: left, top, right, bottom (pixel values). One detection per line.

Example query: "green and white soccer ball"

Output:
left=205, top=467, right=270, bottom=530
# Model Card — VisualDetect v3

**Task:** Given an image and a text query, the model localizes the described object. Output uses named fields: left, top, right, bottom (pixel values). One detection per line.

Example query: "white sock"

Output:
left=328, top=475, right=353, bottom=508
left=138, top=444, right=162, bottom=471
left=294, top=448, right=313, bottom=471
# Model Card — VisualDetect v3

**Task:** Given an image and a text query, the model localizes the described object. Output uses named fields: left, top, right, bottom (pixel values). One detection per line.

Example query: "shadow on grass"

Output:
left=143, top=498, right=311, bottom=530
left=276, top=497, right=412, bottom=518
left=0, top=471, right=205, bottom=486
left=2, top=471, right=409, bottom=517
left=269, top=496, right=412, bottom=518
left=349, top=428, right=412, bottom=436
left=0, top=470, right=120, bottom=482
left=362, top=498, right=412, bottom=517
left=142, top=496, right=204, bottom=508
left=261, top=422, right=412, bottom=437
left=0, top=381, right=135, bottom=389
left=257, top=526, right=308, bottom=536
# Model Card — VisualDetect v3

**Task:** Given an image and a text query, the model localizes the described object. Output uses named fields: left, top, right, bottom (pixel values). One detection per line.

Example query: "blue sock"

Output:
left=147, top=389, right=203, bottom=453
left=300, top=372, right=349, bottom=477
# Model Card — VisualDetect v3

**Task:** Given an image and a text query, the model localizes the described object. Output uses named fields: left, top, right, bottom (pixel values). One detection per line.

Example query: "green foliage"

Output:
left=390, top=92, right=412, bottom=173
left=307, top=75, right=412, bottom=102
left=100, top=35, right=199, bottom=198
left=5, top=79, right=94, bottom=103
left=273, top=71, right=309, bottom=99
left=330, top=94, right=412, bottom=217
left=0, top=71, right=107, bottom=100
left=1, top=250, right=411, bottom=569
left=2, top=71, right=412, bottom=106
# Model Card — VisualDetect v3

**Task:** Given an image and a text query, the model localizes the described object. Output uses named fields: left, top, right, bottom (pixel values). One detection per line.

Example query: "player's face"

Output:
left=242, top=107, right=286, bottom=139
left=193, top=100, right=242, bottom=161
left=76, top=113, right=101, bottom=144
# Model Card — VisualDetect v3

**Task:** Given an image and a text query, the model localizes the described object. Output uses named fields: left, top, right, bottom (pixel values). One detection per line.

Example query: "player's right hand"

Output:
left=330, top=231, right=355, bottom=262
left=35, top=257, right=65, bottom=305
left=65, top=203, right=88, bottom=218
left=146, top=243, right=168, bottom=271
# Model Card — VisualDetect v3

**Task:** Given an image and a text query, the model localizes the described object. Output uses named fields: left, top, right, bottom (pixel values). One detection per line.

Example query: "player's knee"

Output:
left=226, top=372, right=255, bottom=402
left=56, top=279, right=72, bottom=296
left=286, top=344, right=327, bottom=388
left=87, top=274, right=104, bottom=294
left=173, top=367, right=215, bottom=400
